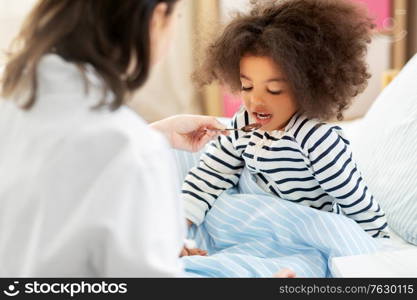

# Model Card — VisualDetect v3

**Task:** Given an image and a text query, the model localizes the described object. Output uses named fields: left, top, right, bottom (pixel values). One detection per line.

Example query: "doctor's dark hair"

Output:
left=1, top=0, right=179, bottom=110
left=195, top=0, right=374, bottom=120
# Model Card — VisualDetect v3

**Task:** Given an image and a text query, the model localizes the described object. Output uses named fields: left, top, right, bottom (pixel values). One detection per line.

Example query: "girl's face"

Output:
left=240, top=55, right=299, bottom=131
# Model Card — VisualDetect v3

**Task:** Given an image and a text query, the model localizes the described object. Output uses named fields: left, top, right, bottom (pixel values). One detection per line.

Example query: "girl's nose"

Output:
left=250, top=94, right=265, bottom=105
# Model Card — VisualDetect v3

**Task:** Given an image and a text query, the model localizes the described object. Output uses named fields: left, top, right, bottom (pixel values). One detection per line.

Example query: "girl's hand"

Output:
left=186, top=219, right=193, bottom=227
left=180, top=237, right=206, bottom=257
left=150, top=114, right=228, bottom=152
left=179, top=246, right=208, bottom=257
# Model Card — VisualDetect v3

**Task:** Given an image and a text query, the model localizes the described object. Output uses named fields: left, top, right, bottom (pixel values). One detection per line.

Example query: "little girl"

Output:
left=182, top=0, right=389, bottom=246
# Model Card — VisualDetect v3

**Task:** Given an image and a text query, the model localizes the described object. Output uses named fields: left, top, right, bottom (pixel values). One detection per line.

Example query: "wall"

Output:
left=344, top=34, right=392, bottom=120
left=128, top=0, right=203, bottom=122
left=0, top=0, right=37, bottom=63
left=350, top=0, right=391, bottom=30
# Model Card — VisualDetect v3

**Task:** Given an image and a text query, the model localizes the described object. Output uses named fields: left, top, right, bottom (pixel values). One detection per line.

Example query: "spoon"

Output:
left=207, top=123, right=262, bottom=133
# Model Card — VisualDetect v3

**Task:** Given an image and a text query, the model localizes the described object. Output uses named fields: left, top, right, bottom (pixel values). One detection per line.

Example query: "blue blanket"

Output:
left=181, top=168, right=381, bottom=277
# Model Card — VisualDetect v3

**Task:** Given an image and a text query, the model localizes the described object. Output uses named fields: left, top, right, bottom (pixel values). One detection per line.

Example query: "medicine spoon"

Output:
left=207, top=123, right=262, bottom=133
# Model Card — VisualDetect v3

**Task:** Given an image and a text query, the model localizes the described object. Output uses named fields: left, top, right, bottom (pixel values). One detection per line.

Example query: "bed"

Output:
left=172, top=54, right=417, bottom=277
left=330, top=231, right=417, bottom=277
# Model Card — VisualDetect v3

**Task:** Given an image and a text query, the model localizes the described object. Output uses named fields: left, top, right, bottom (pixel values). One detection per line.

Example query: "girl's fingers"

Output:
left=179, top=247, right=189, bottom=257
left=187, top=248, right=208, bottom=256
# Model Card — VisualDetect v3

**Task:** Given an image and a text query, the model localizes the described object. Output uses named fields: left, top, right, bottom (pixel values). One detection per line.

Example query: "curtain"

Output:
left=406, top=0, right=417, bottom=58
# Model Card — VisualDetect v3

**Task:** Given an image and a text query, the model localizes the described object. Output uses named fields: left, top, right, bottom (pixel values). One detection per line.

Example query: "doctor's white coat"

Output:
left=0, top=55, right=185, bottom=277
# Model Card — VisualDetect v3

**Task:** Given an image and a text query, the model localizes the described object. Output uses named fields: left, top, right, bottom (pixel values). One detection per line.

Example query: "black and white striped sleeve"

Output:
left=307, top=126, right=389, bottom=238
left=182, top=114, right=245, bottom=225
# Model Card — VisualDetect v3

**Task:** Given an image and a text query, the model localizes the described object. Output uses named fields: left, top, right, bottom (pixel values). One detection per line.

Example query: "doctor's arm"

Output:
left=149, top=114, right=228, bottom=152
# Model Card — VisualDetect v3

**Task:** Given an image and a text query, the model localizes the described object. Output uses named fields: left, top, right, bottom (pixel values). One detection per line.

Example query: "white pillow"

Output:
left=342, top=54, right=417, bottom=245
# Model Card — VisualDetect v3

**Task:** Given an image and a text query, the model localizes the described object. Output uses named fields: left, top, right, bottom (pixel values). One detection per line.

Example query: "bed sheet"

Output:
left=330, top=231, right=417, bottom=277
left=182, top=168, right=381, bottom=277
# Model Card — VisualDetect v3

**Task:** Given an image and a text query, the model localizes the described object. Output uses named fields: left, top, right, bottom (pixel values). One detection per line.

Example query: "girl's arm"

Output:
left=308, top=126, right=389, bottom=238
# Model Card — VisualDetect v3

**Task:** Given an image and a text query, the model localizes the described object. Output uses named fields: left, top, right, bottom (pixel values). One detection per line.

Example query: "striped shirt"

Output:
left=182, top=109, right=389, bottom=238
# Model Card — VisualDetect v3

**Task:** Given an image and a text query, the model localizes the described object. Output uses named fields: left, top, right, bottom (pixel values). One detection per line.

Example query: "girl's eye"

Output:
left=241, top=86, right=253, bottom=92
left=268, top=90, right=282, bottom=95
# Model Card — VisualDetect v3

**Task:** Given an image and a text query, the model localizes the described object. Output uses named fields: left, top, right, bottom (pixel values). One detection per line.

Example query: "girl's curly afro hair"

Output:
left=195, top=0, right=375, bottom=120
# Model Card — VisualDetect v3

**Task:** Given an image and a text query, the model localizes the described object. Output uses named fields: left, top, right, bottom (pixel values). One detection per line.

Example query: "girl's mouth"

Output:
left=253, top=112, right=273, bottom=125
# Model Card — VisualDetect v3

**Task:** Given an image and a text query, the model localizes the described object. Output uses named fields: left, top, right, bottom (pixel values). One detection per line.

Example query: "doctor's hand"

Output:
left=150, top=114, right=228, bottom=152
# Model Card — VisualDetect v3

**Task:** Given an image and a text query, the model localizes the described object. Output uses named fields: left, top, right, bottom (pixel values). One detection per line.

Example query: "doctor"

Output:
left=0, top=0, right=225, bottom=276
